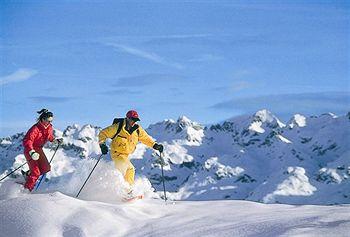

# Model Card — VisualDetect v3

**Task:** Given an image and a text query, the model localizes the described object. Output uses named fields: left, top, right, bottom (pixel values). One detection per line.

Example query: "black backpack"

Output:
left=111, top=118, right=140, bottom=140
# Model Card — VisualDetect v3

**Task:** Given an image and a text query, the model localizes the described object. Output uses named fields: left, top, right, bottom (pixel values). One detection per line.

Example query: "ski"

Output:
left=122, top=194, right=144, bottom=202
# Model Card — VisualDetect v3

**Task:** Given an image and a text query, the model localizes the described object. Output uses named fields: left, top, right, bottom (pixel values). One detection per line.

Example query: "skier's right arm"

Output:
left=23, top=126, right=41, bottom=160
left=98, top=124, right=118, bottom=144
left=23, top=126, right=38, bottom=151
left=98, top=125, right=117, bottom=155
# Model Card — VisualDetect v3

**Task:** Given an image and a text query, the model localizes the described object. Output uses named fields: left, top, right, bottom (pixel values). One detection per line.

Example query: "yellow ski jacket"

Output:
left=99, top=119, right=155, bottom=155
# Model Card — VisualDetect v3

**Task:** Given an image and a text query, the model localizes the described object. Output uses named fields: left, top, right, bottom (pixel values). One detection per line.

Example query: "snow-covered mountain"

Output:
left=1, top=110, right=349, bottom=204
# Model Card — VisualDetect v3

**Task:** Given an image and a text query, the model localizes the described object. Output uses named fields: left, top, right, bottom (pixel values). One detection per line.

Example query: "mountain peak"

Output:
left=176, top=115, right=202, bottom=131
left=247, top=109, right=285, bottom=133
left=254, top=109, right=285, bottom=127
left=177, top=115, right=192, bottom=125
left=288, top=114, right=307, bottom=128
left=147, top=116, right=204, bottom=144
left=254, top=109, right=276, bottom=123
left=63, top=124, right=100, bottom=141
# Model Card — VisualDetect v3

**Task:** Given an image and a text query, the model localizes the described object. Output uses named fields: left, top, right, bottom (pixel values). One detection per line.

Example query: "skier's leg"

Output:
left=124, top=161, right=135, bottom=186
left=111, top=153, right=129, bottom=180
left=24, top=154, right=41, bottom=191
left=37, top=148, right=51, bottom=174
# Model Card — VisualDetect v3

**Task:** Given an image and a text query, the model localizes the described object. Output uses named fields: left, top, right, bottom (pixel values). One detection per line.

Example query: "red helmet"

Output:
left=126, top=110, right=140, bottom=121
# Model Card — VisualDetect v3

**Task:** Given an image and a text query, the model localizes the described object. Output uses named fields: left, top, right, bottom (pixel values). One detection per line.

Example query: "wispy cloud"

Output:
left=29, top=96, right=76, bottom=103
left=212, top=81, right=252, bottom=93
left=146, top=33, right=212, bottom=41
left=143, top=33, right=273, bottom=49
left=99, top=88, right=141, bottom=96
left=153, top=34, right=212, bottom=39
left=229, top=69, right=255, bottom=92
left=105, top=43, right=184, bottom=69
left=231, top=81, right=251, bottom=91
left=0, top=68, right=38, bottom=85
left=212, top=69, right=254, bottom=93
left=210, top=91, right=350, bottom=120
left=112, top=73, right=183, bottom=87
left=103, top=34, right=211, bottom=41
left=153, top=101, right=189, bottom=107
left=188, top=54, right=223, bottom=62
left=232, top=70, right=253, bottom=79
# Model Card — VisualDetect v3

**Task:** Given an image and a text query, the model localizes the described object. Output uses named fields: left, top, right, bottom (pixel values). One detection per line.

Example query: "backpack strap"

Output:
left=128, top=124, right=139, bottom=135
left=112, top=118, right=124, bottom=125
left=111, top=118, right=124, bottom=140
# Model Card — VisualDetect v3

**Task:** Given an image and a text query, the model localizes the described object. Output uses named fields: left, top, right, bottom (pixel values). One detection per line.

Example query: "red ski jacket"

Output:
left=23, top=122, right=55, bottom=152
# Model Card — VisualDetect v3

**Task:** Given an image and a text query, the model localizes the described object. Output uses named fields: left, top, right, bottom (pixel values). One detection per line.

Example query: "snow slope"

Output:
left=1, top=191, right=350, bottom=237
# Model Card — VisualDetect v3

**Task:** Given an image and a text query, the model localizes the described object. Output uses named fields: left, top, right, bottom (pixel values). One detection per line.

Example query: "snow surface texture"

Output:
left=0, top=110, right=350, bottom=205
left=0, top=191, right=350, bottom=237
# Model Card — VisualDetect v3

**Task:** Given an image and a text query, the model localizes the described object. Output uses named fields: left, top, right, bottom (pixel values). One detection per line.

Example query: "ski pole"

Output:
left=76, top=154, right=104, bottom=198
left=36, top=144, right=60, bottom=190
left=0, top=162, right=28, bottom=182
left=159, top=151, right=167, bottom=202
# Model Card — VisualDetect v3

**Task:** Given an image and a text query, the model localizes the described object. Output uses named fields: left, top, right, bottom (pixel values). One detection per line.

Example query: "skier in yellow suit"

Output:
left=98, top=110, right=163, bottom=188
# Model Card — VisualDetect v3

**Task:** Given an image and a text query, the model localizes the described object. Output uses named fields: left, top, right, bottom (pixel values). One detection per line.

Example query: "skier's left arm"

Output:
left=49, top=125, right=64, bottom=145
left=48, top=125, right=55, bottom=142
left=138, top=126, right=155, bottom=148
left=138, top=127, right=163, bottom=152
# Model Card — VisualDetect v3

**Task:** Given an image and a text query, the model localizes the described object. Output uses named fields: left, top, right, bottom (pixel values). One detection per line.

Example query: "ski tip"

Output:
left=122, top=194, right=144, bottom=202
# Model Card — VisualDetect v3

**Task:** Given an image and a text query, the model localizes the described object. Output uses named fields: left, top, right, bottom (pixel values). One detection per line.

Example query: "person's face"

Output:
left=42, top=116, right=53, bottom=125
left=127, top=118, right=137, bottom=127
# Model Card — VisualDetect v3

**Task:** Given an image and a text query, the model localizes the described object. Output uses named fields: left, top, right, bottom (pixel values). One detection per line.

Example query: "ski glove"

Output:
left=153, top=143, right=164, bottom=153
left=29, top=150, right=40, bottom=160
left=54, top=138, right=64, bottom=145
left=100, top=143, right=108, bottom=155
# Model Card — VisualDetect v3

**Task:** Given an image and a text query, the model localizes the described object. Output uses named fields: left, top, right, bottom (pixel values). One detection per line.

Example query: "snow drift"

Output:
left=1, top=191, right=350, bottom=237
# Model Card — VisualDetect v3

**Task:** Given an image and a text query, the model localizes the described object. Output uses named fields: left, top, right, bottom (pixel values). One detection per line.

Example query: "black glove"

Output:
left=54, top=138, right=64, bottom=145
left=100, top=143, right=108, bottom=155
left=153, top=143, right=164, bottom=153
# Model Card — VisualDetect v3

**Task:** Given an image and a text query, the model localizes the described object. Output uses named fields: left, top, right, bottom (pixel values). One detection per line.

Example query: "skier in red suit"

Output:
left=22, top=109, right=62, bottom=191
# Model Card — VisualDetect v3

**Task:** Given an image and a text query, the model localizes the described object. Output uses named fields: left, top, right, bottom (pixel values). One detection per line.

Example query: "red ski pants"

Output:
left=24, top=148, right=51, bottom=191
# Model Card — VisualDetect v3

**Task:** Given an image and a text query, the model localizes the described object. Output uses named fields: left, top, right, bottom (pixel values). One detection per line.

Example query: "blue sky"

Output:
left=0, top=0, right=349, bottom=136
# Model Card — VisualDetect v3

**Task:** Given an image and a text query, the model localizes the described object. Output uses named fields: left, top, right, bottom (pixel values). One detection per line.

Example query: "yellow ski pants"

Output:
left=111, top=152, right=135, bottom=185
